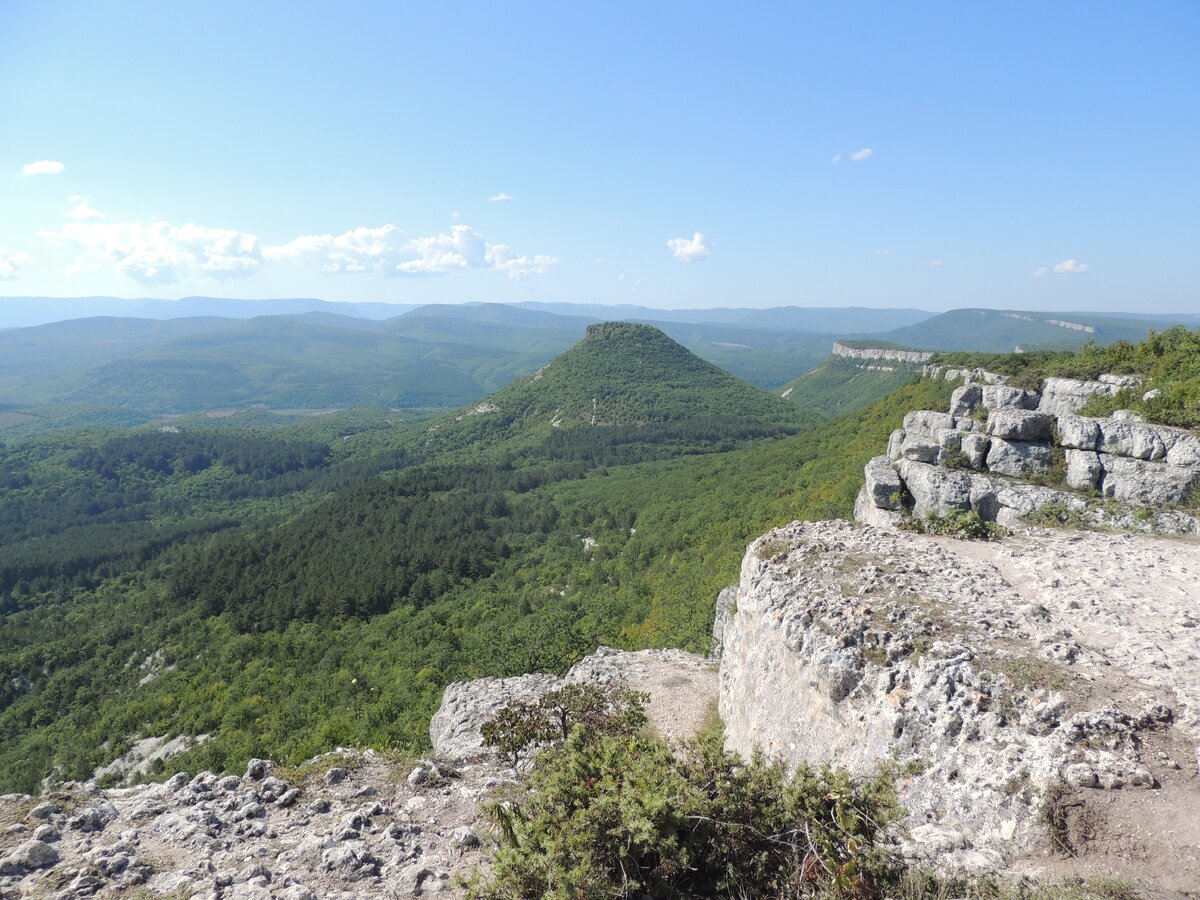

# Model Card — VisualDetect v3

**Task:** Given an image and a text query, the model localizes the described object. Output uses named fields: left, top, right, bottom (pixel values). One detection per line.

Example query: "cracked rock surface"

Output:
left=720, top=520, right=1200, bottom=894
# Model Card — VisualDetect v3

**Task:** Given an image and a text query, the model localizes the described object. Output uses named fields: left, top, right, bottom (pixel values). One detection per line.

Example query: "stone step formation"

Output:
left=856, top=369, right=1200, bottom=533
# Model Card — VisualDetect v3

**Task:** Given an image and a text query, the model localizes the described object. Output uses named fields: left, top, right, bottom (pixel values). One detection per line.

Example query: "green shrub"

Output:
left=1023, top=501, right=1092, bottom=530
left=1025, top=447, right=1066, bottom=487
left=470, top=723, right=902, bottom=899
left=899, top=509, right=1005, bottom=540
left=480, top=682, right=648, bottom=767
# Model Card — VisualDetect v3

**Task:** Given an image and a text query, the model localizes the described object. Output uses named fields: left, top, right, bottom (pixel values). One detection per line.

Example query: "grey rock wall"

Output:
left=856, top=371, right=1200, bottom=530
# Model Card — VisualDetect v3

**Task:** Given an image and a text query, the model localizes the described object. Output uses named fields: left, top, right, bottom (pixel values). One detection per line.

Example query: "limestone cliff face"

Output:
left=720, top=520, right=1200, bottom=884
left=832, top=341, right=932, bottom=364
left=855, top=370, right=1200, bottom=533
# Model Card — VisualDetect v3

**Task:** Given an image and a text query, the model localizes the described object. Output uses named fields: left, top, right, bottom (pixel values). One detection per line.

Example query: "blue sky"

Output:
left=1, top=1, right=1197, bottom=311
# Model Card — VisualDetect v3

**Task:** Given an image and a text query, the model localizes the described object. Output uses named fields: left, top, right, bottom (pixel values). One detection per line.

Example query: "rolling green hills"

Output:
left=0, top=308, right=834, bottom=438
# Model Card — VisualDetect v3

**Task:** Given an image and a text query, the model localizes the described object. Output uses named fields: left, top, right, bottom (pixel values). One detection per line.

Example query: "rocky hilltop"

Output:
left=856, top=368, right=1200, bottom=532
left=719, top=520, right=1200, bottom=889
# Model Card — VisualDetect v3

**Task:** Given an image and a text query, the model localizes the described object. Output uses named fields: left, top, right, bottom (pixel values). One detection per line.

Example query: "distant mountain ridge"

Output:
left=854, top=307, right=1197, bottom=352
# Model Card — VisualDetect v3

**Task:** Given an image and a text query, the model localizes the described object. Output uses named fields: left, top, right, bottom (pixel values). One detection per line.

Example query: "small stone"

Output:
left=237, top=802, right=265, bottom=820
left=1070, top=768, right=1099, bottom=787
left=451, top=826, right=481, bottom=848
left=406, top=766, right=429, bottom=787
left=324, top=767, right=347, bottom=785
left=0, top=839, right=60, bottom=876
left=245, top=758, right=270, bottom=780
left=240, top=862, right=272, bottom=883
left=306, top=798, right=331, bottom=814
left=277, top=788, right=301, bottom=808
left=28, top=802, right=57, bottom=820
left=33, top=824, right=58, bottom=842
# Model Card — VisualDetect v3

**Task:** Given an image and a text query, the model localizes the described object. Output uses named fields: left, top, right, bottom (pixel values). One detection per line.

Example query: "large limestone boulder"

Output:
left=1065, top=449, right=1103, bottom=490
left=1167, top=432, right=1200, bottom=468
left=961, top=432, right=990, bottom=469
left=862, top=456, right=903, bottom=509
left=720, top=521, right=1200, bottom=882
left=854, top=483, right=903, bottom=528
left=1056, top=415, right=1101, bottom=450
left=986, top=409, right=1055, bottom=442
left=1099, top=456, right=1200, bottom=506
left=981, top=384, right=1039, bottom=411
left=984, top=438, right=1053, bottom=478
left=897, top=459, right=972, bottom=517
left=949, top=384, right=982, bottom=417
left=1097, top=416, right=1169, bottom=460
left=430, top=673, right=559, bottom=760
left=903, top=410, right=955, bottom=433
left=1038, top=377, right=1122, bottom=416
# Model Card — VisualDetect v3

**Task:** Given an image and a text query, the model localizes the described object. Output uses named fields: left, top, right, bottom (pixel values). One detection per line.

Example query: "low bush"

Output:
left=899, top=509, right=1005, bottom=540
left=469, top=695, right=904, bottom=898
left=480, top=682, right=648, bottom=767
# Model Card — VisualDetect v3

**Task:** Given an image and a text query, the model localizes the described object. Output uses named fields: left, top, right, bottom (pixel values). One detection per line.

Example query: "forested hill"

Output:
left=416, top=321, right=819, bottom=454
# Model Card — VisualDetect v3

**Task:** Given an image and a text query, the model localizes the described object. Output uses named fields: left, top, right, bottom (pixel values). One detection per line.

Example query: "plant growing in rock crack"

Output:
left=941, top=450, right=972, bottom=470
left=1040, top=780, right=1083, bottom=856
left=898, top=509, right=1005, bottom=541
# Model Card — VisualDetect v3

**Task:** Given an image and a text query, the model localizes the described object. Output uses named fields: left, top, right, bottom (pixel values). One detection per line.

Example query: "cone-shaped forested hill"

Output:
left=420, top=321, right=818, bottom=453
left=170, top=323, right=818, bottom=634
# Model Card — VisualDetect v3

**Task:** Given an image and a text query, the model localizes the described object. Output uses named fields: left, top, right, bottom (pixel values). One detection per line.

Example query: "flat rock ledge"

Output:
left=720, top=520, right=1200, bottom=893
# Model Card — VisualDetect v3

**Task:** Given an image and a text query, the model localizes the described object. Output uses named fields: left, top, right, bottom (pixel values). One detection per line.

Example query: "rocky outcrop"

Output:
left=709, top=586, right=737, bottom=660
left=855, top=370, right=1200, bottom=532
left=720, top=521, right=1200, bottom=888
left=0, top=646, right=716, bottom=900
left=432, top=647, right=717, bottom=761
left=831, top=342, right=932, bottom=364
left=1038, top=374, right=1141, bottom=417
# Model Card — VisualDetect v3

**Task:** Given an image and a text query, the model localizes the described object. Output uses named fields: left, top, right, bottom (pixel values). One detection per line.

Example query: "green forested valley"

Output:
left=0, top=322, right=955, bottom=792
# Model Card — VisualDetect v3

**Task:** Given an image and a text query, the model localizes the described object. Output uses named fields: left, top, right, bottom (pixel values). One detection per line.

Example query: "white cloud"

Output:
left=874, top=248, right=893, bottom=256
left=264, top=223, right=555, bottom=279
left=830, top=153, right=842, bottom=164
left=1053, top=258, right=1089, bottom=274
left=41, top=220, right=263, bottom=283
left=66, top=195, right=104, bottom=220
left=488, top=192, right=515, bottom=202
left=21, top=160, right=64, bottom=176
left=1033, top=266, right=1050, bottom=277
left=849, top=148, right=873, bottom=162
left=667, top=232, right=712, bottom=263
left=0, top=250, right=33, bottom=280
left=926, top=259, right=944, bottom=268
